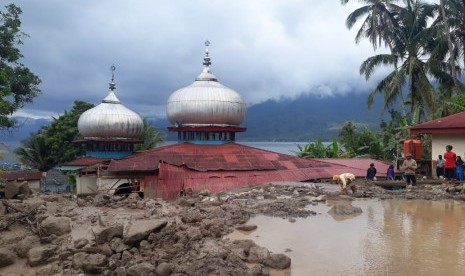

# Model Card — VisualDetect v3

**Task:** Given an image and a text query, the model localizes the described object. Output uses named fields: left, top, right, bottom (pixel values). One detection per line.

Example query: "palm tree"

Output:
left=359, top=1, right=440, bottom=120
left=134, top=118, right=167, bottom=151
left=14, top=134, right=55, bottom=171
left=342, top=0, right=400, bottom=50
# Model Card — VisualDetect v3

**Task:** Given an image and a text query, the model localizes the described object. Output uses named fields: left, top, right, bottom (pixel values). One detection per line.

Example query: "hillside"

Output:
left=1, top=92, right=386, bottom=144
left=158, top=92, right=386, bottom=141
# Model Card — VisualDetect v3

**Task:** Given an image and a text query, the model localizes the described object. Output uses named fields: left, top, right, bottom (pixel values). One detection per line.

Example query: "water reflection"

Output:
left=227, top=199, right=465, bottom=276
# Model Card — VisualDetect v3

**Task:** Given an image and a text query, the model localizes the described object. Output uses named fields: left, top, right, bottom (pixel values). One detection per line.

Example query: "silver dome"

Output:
left=166, top=42, right=246, bottom=127
left=78, top=75, right=143, bottom=139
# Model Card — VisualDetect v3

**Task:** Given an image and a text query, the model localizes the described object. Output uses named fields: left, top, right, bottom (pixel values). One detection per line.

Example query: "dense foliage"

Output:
left=297, top=1, right=465, bottom=161
left=14, top=101, right=94, bottom=170
left=14, top=101, right=167, bottom=170
left=134, top=118, right=167, bottom=151
left=0, top=4, right=41, bottom=129
left=341, top=0, right=465, bottom=122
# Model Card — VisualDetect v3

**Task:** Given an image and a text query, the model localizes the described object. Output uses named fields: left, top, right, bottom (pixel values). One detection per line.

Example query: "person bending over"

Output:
left=333, top=173, right=356, bottom=194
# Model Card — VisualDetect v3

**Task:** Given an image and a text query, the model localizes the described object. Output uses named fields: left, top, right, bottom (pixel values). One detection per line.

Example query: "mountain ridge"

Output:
left=1, top=92, right=386, bottom=143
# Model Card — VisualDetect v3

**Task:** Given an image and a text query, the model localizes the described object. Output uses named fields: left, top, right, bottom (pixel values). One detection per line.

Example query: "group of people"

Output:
left=436, top=145, right=464, bottom=182
left=333, top=144, right=464, bottom=194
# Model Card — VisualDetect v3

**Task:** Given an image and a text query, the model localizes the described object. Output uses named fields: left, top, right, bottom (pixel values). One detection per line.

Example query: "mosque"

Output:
left=64, top=42, right=388, bottom=199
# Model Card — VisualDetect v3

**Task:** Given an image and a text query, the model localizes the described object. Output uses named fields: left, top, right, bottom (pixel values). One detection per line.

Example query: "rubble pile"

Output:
left=1, top=180, right=464, bottom=275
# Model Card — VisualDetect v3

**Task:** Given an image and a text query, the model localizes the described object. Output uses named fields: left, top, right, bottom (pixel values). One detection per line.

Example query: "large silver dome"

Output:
left=78, top=74, right=143, bottom=139
left=166, top=42, right=246, bottom=127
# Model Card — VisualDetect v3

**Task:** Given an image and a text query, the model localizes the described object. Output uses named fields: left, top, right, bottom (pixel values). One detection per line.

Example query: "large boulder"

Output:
left=95, top=224, right=124, bottom=244
left=123, top=219, right=167, bottom=246
left=15, top=235, right=41, bottom=258
left=27, top=245, right=58, bottom=267
left=247, top=246, right=270, bottom=263
left=155, top=262, right=172, bottom=276
left=40, top=216, right=71, bottom=236
left=72, top=252, right=108, bottom=274
left=0, top=248, right=16, bottom=267
left=264, top=253, right=291, bottom=269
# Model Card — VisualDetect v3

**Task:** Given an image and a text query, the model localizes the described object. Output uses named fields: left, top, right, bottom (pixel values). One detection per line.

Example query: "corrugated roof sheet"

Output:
left=314, top=158, right=393, bottom=177
left=64, top=157, right=108, bottom=166
left=107, top=143, right=385, bottom=180
left=1, top=170, right=43, bottom=181
left=410, top=111, right=465, bottom=134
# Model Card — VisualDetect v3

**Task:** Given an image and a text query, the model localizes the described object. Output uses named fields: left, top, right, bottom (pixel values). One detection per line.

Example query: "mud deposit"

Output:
left=1, top=180, right=465, bottom=275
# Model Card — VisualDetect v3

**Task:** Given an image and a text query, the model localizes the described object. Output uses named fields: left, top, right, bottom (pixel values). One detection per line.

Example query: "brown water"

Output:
left=227, top=199, right=465, bottom=276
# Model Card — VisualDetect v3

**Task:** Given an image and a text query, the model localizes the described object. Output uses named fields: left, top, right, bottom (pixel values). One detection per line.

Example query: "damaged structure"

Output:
left=66, top=42, right=388, bottom=199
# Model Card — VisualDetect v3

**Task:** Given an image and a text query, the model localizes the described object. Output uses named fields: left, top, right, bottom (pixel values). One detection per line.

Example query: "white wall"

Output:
left=431, top=133, right=465, bottom=178
left=76, top=176, right=98, bottom=195
left=432, top=134, right=465, bottom=160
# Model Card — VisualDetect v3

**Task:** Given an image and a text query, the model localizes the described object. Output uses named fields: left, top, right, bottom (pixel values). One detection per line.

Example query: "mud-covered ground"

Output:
left=1, top=180, right=464, bottom=276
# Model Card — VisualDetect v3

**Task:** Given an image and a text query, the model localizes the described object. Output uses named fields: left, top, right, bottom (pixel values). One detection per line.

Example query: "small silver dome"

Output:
left=78, top=71, right=143, bottom=139
left=166, top=41, right=246, bottom=127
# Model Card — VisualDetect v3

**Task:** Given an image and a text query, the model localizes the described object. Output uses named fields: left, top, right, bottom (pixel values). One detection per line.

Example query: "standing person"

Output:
left=444, top=145, right=457, bottom=185
left=455, top=156, right=464, bottom=182
left=386, top=164, right=395, bottom=180
left=366, top=163, right=377, bottom=181
left=401, top=153, right=417, bottom=186
left=332, top=173, right=356, bottom=194
left=436, top=154, right=445, bottom=179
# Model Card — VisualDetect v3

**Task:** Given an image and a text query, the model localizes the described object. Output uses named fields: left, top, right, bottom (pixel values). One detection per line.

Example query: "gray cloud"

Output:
left=11, top=0, right=379, bottom=119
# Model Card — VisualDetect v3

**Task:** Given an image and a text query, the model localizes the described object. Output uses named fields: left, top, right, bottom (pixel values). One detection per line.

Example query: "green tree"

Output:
left=134, top=118, right=167, bottom=151
left=0, top=4, right=41, bottom=129
left=14, top=134, right=54, bottom=171
left=41, top=101, right=95, bottom=164
left=15, top=101, right=94, bottom=169
left=295, top=138, right=342, bottom=158
left=338, top=121, right=358, bottom=154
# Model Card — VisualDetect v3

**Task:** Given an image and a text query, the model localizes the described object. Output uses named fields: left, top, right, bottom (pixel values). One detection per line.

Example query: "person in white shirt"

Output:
left=333, top=173, right=356, bottom=194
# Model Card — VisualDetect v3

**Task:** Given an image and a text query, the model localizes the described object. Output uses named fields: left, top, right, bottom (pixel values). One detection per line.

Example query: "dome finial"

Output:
left=109, top=65, right=116, bottom=91
left=203, top=40, right=211, bottom=67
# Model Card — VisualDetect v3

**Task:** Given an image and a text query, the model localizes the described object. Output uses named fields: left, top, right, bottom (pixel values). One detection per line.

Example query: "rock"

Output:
left=156, top=262, right=172, bottom=276
left=264, top=253, right=291, bottom=269
left=0, top=248, right=16, bottom=267
left=123, top=219, right=167, bottom=246
left=74, top=238, right=89, bottom=249
left=199, top=189, right=211, bottom=196
left=15, top=235, right=40, bottom=258
left=72, top=252, right=108, bottom=273
left=98, top=243, right=113, bottom=257
left=263, top=194, right=277, bottom=200
left=247, top=246, right=270, bottom=263
left=27, top=245, right=58, bottom=267
left=40, top=216, right=72, bottom=236
left=114, top=267, right=127, bottom=276
left=34, top=263, right=62, bottom=276
left=93, top=193, right=112, bottom=207
left=121, top=250, right=133, bottom=263
left=180, top=210, right=203, bottom=223
left=109, top=237, right=129, bottom=253
left=95, top=224, right=124, bottom=244
left=327, top=205, right=362, bottom=216
left=236, top=224, right=258, bottom=231
left=127, top=262, right=156, bottom=276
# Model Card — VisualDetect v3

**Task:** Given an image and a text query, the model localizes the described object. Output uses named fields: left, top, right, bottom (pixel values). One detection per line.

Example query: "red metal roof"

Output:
left=410, top=111, right=465, bottom=135
left=107, top=143, right=384, bottom=179
left=314, top=158, right=392, bottom=177
left=63, top=157, right=108, bottom=166
left=1, top=170, right=43, bottom=181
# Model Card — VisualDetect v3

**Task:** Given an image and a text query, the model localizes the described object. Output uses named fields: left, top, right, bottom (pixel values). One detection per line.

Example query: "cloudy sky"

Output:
left=10, top=0, right=382, bottom=120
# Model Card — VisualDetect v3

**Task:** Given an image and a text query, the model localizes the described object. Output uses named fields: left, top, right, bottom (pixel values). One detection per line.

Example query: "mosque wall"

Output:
left=76, top=175, right=98, bottom=195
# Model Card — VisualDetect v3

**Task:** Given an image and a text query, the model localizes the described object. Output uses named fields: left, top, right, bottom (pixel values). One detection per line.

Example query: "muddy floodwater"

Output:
left=228, top=199, right=465, bottom=276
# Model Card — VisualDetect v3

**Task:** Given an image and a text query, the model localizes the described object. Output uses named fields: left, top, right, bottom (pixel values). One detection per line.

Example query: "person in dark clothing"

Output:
left=387, top=164, right=395, bottom=180
left=366, top=163, right=377, bottom=181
